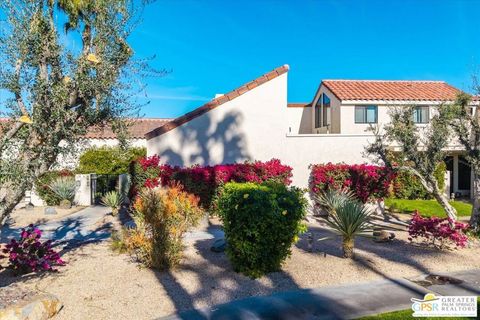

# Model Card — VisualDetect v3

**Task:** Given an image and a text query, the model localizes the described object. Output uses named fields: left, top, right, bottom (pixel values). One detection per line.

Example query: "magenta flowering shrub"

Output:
left=408, top=212, right=469, bottom=250
left=309, top=163, right=395, bottom=203
left=2, top=225, right=65, bottom=274
left=130, top=157, right=293, bottom=209
left=129, top=155, right=173, bottom=198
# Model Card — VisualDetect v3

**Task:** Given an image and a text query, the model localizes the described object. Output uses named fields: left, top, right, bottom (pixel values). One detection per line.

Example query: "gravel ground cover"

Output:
left=1, top=217, right=479, bottom=319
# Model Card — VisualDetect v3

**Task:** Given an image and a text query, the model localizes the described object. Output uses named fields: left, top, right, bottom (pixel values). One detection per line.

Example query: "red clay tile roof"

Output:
left=0, top=118, right=172, bottom=139
left=287, top=103, right=311, bottom=108
left=145, top=65, right=290, bottom=139
left=322, top=80, right=461, bottom=101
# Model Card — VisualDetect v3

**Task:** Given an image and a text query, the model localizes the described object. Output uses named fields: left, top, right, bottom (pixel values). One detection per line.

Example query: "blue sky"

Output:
left=2, top=1, right=479, bottom=118
left=133, top=0, right=480, bottom=118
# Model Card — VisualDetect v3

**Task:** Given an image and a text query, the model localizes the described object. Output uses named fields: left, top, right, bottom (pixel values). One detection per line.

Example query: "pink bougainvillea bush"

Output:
left=408, top=211, right=469, bottom=250
left=130, top=157, right=293, bottom=209
left=309, top=163, right=395, bottom=203
left=2, top=225, right=65, bottom=274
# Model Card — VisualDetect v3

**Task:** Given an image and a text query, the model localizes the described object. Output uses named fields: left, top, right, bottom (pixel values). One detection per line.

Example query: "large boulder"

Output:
left=373, top=230, right=395, bottom=243
left=0, top=294, right=62, bottom=320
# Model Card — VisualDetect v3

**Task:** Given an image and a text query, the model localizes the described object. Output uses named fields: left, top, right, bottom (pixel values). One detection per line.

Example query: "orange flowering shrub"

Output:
left=128, top=184, right=204, bottom=269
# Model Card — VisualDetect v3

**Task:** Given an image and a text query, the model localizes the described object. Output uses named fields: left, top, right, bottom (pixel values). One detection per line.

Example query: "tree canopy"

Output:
left=0, top=0, right=157, bottom=224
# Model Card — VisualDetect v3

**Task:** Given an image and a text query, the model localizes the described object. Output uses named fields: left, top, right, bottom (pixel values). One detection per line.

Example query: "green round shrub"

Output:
left=77, top=146, right=145, bottom=175
left=217, top=182, right=307, bottom=278
left=392, top=162, right=446, bottom=200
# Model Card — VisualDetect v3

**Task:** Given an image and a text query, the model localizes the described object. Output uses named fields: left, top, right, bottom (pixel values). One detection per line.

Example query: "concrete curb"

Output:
left=159, top=268, right=480, bottom=320
left=158, top=277, right=432, bottom=320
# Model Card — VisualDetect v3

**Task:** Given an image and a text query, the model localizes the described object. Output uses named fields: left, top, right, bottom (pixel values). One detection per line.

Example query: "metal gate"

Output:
left=90, top=174, right=118, bottom=204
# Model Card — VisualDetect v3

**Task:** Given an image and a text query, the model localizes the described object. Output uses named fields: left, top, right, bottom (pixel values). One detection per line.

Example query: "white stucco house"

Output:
left=56, top=118, right=171, bottom=169
left=145, top=65, right=473, bottom=197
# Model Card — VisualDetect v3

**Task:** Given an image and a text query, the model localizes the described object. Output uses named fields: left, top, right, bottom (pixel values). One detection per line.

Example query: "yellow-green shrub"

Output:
left=128, top=184, right=204, bottom=269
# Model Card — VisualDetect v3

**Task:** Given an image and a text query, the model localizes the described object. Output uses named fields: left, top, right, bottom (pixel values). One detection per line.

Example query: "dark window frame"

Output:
left=354, top=105, right=378, bottom=124
left=322, top=94, right=331, bottom=127
left=413, top=106, right=430, bottom=124
left=315, top=98, right=321, bottom=128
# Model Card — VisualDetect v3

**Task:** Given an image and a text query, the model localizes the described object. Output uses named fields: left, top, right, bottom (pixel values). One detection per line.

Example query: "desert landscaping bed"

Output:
left=1, top=217, right=479, bottom=320
left=5, top=206, right=86, bottom=228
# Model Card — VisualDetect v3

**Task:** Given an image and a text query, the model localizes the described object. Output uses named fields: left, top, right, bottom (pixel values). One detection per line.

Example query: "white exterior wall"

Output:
left=148, top=75, right=289, bottom=167
left=147, top=74, right=375, bottom=187
left=339, top=101, right=439, bottom=135
left=74, top=174, right=93, bottom=206
left=286, top=107, right=312, bottom=134
left=283, top=134, right=373, bottom=186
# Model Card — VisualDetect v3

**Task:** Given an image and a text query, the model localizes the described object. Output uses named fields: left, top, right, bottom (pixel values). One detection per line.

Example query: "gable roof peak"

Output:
left=145, top=64, right=289, bottom=139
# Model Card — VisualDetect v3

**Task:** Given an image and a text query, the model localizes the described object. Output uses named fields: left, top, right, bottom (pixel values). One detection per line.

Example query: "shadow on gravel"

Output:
left=154, top=235, right=303, bottom=317
left=161, top=288, right=347, bottom=320
left=50, top=217, right=111, bottom=254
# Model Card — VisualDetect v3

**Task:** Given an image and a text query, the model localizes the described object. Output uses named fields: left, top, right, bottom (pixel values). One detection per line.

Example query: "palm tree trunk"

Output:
left=342, top=237, right=355, bottom=258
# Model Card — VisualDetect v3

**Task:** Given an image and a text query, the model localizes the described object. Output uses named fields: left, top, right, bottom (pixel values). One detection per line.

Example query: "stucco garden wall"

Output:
left=282, top=134, right=374, bottom=186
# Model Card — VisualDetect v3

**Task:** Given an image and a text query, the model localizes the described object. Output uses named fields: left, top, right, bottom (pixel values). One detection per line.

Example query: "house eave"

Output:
left=340, top=99, right=456, bottom=105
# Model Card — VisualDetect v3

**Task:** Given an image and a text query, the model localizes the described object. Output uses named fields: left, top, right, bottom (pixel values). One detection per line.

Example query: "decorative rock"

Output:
left=0, top=294, right=62, bottom=320
left=24, top=203, right=34, bottom=211
left=373, top=230, right=395, bottom=243
left=44, top=207, right=57, bottom=215
left=210, top=238, right=227, bottom=252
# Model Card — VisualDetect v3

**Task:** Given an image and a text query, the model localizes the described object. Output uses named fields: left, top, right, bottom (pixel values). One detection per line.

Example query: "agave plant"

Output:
left=49, top=177, right=76, bottom=204
left=315, top=189, right=373, bottom=258
left=314, top=188, right=356, bottom=214
left=101, top=191, right=124, bottom=216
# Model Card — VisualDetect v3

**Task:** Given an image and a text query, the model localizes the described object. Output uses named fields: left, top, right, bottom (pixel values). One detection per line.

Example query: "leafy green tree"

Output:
left=0, top=0, right=155, bottom=225
left=439, top=92, right=480, bottom=230
left=366, top=106, right=458, bottom=222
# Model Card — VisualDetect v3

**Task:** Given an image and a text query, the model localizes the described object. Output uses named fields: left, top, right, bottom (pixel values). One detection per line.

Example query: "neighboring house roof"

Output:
left=84, top=118, right=172, bottom=139
left=145, top=64, right=290, bottom=139
left=321, top=80, right=461, bottom=101
left=0, top=118, right=172, bottom=139
left=287, top=103, right=311, bottom=108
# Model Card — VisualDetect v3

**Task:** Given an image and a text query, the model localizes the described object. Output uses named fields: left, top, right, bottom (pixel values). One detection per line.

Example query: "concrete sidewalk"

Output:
left=0, top=206, right=110, bottom=248
left=160, top=269, right=480, bottom=320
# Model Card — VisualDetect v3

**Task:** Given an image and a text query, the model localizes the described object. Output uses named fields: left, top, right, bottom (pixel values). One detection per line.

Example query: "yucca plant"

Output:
left=49, top=177, right=76, bottom=208
left=101, top=191, right=124, bottom=216
left=315, top=189, right=373, bottom=258
left=314, top=188, right=356, bottom=214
